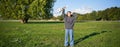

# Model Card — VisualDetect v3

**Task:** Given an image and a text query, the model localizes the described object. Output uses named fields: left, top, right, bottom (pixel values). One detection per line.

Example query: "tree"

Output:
left=0, top=0, right=56, bottom=23
left=76, top=7, right=120, bottom=21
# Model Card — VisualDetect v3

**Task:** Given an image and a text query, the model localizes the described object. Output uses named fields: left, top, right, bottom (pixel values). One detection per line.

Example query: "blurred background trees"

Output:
left=0, top=0, right=56, bottom=23
left=76, top=7, right=120, bottom=21
left=0, top=0, right=120, bottom=23
left=53, top=7, right=120, bottom=21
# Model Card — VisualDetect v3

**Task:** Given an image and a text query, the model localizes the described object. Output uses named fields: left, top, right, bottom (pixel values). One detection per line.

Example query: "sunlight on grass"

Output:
left=0, top=21, right=120, bottom=47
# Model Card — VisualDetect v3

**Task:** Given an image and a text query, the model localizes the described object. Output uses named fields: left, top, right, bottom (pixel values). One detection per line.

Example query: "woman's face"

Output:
left=67, top=12, right=71, bottom=17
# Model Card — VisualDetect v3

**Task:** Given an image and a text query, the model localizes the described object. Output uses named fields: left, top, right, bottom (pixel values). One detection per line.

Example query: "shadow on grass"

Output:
left=74, top=31, right=112, bottom=45
left=27, top=21, right=64, bottom=24
left=26, top=20, right=89, bottom=24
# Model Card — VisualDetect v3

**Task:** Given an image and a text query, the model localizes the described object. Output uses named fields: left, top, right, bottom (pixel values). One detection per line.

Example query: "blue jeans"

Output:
left=64, top=29, right=74, bottom=46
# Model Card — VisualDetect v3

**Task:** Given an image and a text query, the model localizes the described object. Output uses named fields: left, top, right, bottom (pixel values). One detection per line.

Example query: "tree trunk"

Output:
left=20, top=18, right=29, bottom=24
left=24, top=18, right=29, bottom=23
left=20, top=19, right=25, bottom=24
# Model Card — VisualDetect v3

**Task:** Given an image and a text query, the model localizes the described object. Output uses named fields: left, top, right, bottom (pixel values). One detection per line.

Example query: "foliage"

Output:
left=77, top=7, right=120, bottom=21
left=0, top=0, right=56, bottom=23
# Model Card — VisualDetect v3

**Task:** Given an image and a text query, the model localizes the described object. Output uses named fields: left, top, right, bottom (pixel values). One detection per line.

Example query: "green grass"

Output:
left=0, top=21, right=120, bottom=47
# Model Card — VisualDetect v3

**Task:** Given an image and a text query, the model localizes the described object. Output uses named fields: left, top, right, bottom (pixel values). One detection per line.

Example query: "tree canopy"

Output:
left=76, top=7, right=120, bottom=21
left=0, top=0, right=56, bottom=23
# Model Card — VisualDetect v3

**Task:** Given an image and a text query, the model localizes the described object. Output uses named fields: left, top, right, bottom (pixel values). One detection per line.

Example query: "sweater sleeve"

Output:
left=72, top=13, right=77, bottom=22
left=62, top=8, right=66, bottom=18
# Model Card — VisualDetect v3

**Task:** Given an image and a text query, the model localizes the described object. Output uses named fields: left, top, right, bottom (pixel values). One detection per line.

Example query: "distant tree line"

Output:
left=55, top=7, right=120, bottom=21
left=0, top=0, right=55, bottom=23
left=76, top=7, right=120, bottom=21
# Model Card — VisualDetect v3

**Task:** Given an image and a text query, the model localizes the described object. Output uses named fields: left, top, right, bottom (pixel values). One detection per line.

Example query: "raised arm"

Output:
left=61, top=7, right=66, bottom=18
left=72, top=13, right=78, bottom=23
left=72, top=13, right=77, bottom=19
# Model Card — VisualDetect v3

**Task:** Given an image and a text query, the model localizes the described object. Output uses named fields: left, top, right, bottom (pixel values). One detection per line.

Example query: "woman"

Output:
left=61, top=7, right=77, bottom=47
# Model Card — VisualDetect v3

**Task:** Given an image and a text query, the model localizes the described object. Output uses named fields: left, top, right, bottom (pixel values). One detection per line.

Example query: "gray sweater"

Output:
left=62, top=9, right=77, bottom=29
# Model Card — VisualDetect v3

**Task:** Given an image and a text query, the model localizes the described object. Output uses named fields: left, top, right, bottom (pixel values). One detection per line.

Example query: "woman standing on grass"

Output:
left=61, top=7, right=77, bottom=47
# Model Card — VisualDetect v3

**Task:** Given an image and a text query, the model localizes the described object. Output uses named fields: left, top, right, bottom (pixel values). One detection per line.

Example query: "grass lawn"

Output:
left=0, top=21, right=120, bottom=47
